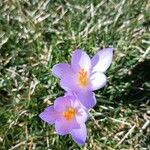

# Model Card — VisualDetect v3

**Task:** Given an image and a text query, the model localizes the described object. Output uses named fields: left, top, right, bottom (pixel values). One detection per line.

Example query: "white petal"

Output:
left=91, top=48, right=113, bottom=72
left=90, top=72, right=107, bottom=91
left=71, top=49, right=91, bottom=72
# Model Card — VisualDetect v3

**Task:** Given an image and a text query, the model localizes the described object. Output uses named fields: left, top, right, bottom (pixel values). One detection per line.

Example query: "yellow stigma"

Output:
left=63, top=107, right=76, bottom=121
left=78, top=69, right=88, bottom=87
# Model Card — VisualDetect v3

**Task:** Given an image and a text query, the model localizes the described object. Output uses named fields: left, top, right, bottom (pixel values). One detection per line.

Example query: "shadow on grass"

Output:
left=0, top=89, right=11, bottom=106
left=124, top=59, right=150, bottom=105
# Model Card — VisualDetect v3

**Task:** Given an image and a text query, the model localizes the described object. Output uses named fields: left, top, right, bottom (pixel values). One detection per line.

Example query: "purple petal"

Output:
left=64, top=91, right=75, bottom=97
left=70, top=123, right=87, bottom=145
left=60, top=75, right=77, bottom=92
left=55, top=118, right=80, bottom=135
left=76, top=91, right=96, bottom=109
left=52, top=63, right=73, bottom=79
left=39, top=106, right=59, bottom=124
left=90, top=72, right=107, bottom=91
left=91, top=48, right=113, bottom=73
left=54, top=97, right=71, bottom=112
left=76, top=107, right=89, bottom=123
left=71, top=49, right=91, bottom=72
left=63, top=94, right=89, bottom=122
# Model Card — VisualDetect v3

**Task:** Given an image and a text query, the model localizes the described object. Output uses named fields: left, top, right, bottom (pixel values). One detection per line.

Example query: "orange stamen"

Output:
left=63, top=107, right=76, bottom=121
left=78, top=69, right=88, bottom=87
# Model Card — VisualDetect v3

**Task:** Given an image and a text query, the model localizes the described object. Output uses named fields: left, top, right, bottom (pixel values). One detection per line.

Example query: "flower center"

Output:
left=78, top=69, right=88, bottom=87
left=63, top=107, right=76, bottom=121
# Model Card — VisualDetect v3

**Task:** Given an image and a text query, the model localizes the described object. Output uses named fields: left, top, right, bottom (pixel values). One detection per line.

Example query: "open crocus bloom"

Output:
left=39, top=94, right=89, bottom=145
left=52, top=48, right=113, bottom=109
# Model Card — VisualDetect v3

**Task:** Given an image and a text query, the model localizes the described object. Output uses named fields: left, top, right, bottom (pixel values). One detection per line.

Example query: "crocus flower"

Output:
left=52, top=48, right=113, bottom=109
left=39, top=94, right=89, bottom=145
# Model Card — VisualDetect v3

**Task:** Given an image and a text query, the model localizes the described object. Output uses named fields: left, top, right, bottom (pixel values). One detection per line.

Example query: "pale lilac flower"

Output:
left=39, top=94, right=89, bottom=145
left=52, top=48, right=113, bottom=109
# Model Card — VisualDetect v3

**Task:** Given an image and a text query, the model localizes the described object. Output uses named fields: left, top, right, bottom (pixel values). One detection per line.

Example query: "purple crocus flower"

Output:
left=52, top=48, right=113, bottom=109
left=39, top=94, right=89, bottom=145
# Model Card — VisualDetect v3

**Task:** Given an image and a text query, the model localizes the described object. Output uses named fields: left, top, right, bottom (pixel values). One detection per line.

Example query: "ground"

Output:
left=0, top=0, right=150, bottom=150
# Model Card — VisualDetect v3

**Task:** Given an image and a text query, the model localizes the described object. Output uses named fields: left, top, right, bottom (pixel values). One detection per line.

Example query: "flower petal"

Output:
left=76, top=91, right=96, bottom=109
left=71, top=49, right=91, bottom=72
left=39, top=106, right=59, bottom=124
left=70, top=123, right=87, bottom=145
left=90, top=72, right=107, bottom=91
left=60, top=75, right=77, bottom=92
left=55, top=118, right=80, bottom=135
left=52, top=63, right=73, bottom=79
left=54, top=97, right=71, bottom=112
left=76, top=107, right=89, bottom=123
left=91, top=48, right=113, bottom=72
